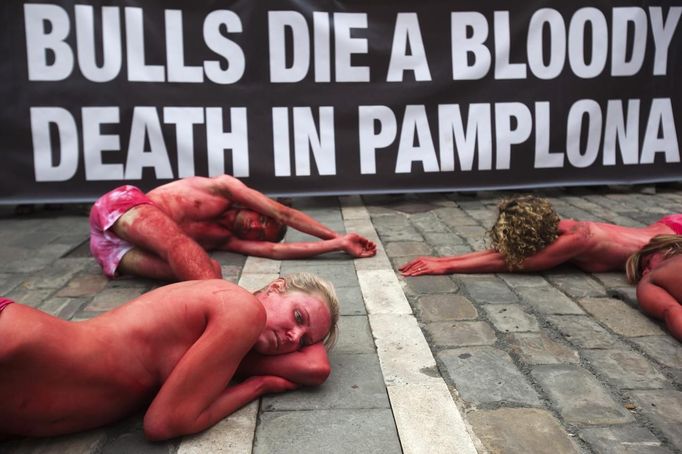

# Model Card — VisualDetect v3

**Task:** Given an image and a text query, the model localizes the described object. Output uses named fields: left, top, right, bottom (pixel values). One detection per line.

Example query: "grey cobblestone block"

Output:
left=433, top=207, right=478, bottom=226
left=632, top=336, right=682, bottom=369
left=607, top=287, right=639, bottom=308
left=469, top=408, right=580, bottom=454
left=20, top=259, right=87, bottom=290
left=457, top=275, right=518, bottom=304
left=377, top=226, right=424, bottom=242
left=6, top=286, right=53, bottom=308
left=38, top=297, right=86, bottom=319
left=483, top=304, right=540, bottom=333
left=421, top=232, right=466, bottom=246
left=56, top=273, right=109, bottom=298
left=531, top=365, right=634, bottom=425
left=85, top=288, right=146, bottom=312
left=516, top=285, right=584, bottom=314
left=578, top=297, right=664, bottom=337
left=434, top=244, right=474, bottom=256
left=369, top=213, right=410, bottom=229
left=414, top=294, right=477, bottom=322
left=0, top=273, right=24, bottom=294
left=544, top=272, right=607, bottom=298
left=508, top=333, right=580, bottom=365
left=384, top=241, right=431, bottom=257
left=410, top=212, right=450, bottom=233
left=335, top=286, right=366, bottom=315
left=498, top=273, right=550, bottom=288
left=334, top=316, right=375, bottom=354
left=254, top=409, right=401, bottom=454
left=424, top=321, right=496, bottom=347
left=629, top=390, right=682, bottom=449
left=580, top=425, right=673, bottom=454
left=583, top=349, right=669, bottom=389
left=279, top=263, right=358, bottom=288
left=262, top=353, right=389, bottom=411
left=593, top=272, right=630, bottom=288
left=547, top=315, right=620, bottom=349
left=438, top=347, right=541, bottom=405
left=401, top=275, right=459, bottom=296
left=453, top=225, right=487, bottom=241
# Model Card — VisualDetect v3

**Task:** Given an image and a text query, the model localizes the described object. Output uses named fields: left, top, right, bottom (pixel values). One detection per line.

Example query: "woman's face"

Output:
left=254, top=285, right=331, bottom=355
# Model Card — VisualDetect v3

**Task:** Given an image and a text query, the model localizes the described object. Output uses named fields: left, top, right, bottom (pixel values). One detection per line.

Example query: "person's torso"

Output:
left=147, top=177, right=236, bottom=248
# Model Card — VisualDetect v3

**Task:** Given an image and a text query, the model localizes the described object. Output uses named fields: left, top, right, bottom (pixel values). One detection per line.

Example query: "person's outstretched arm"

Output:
left=236, top=343, right=331, bottom=386
left=400, top=232, right=588, bottom=276
left=221, top=233, right=376, bottom=259
left=143, top=293, right=291, bottom=441
left=213, top=175, right=339, bottom=240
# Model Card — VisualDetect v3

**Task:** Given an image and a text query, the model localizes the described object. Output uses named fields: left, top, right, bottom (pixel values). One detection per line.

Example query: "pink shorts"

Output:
left=0, top=297, right=14, bottom=313
left=89, top=185, right=153, bottom=278
left=658, top=214, right=682, bottom=234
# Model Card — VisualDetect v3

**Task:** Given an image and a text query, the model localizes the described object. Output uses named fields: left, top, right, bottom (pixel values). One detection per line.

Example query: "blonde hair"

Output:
left=626, top=235, right=682, bottom=283
left=488, top=195, right=560, bottom=270
left=259, top=272, right=340, bottom=350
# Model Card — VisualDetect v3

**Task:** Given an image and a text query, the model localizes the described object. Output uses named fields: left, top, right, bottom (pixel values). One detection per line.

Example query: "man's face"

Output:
left=254, top=285, right=331, bottom=355
left=234, top=209, right=282, bottom=241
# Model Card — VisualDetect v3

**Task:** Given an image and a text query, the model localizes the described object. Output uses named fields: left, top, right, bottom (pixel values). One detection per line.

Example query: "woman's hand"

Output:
left=341, top=233, right=377, bottom=258
left=399, top=256, right=446, bottom=276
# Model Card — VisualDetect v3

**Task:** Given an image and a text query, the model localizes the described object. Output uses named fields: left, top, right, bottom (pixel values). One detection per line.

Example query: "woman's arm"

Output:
left=400, top=232, right=588, bottom=276
left=221, top=233, right=376, bottom=259
left=236, top=343, right=331, bottom=386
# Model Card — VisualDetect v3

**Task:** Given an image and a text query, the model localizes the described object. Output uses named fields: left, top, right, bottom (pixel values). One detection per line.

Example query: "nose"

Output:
left=286, top=326, right=304, bottom=344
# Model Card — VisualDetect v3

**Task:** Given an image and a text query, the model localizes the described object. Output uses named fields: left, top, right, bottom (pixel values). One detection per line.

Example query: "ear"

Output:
left=266, top=278, right=287, bottom=294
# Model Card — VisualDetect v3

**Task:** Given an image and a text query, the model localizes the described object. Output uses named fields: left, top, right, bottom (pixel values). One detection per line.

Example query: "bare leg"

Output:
left=113, top=205, right=221, bottom=281
left=119, top=249, right=176, bottom=281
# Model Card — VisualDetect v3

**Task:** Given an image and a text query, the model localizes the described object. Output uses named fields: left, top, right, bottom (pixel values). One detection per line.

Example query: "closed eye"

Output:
left=294, top=309, right=304, bottom=324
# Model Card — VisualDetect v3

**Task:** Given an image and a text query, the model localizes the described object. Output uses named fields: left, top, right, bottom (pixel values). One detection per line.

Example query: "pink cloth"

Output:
left=658, top=214, right=682, bottom=234
left=0, top=297, right=13, bottom=313
left=89, top=185, right=153, bottom=278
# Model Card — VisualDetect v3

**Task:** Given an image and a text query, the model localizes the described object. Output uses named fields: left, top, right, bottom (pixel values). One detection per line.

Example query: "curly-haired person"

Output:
left=626, top=235, right=682, bottom=341
left=400, top=195, right=682, bottom=276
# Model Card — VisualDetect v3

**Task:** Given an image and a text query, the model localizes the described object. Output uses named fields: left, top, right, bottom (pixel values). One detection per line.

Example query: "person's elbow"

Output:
left=144, top=414, right=181, bottom=441
left=303, top=358, right=332, bottom=386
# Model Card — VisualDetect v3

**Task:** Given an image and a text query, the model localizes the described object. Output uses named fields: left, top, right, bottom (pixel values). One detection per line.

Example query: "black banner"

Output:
left=1, top=1, right=681, bottom=203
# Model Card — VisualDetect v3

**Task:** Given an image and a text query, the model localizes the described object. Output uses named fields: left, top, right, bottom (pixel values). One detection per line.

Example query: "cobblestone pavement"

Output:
left=0, top=185, right=681, bottom=454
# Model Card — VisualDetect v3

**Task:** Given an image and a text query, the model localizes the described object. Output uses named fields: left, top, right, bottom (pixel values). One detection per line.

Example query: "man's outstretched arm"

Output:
left=213, top=175, right=339, bottom=240
left=221, top=233, right=376, bottom=259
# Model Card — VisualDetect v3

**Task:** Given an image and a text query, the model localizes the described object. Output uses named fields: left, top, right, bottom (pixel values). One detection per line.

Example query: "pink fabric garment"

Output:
left=0, top=297, right=14, bottom=313
left=89, top=185, right=154, bottom=278
left=658, top=214, right=682, bottom=235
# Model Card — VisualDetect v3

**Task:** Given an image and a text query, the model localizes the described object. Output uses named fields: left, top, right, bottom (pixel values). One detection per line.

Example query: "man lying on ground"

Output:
left=627, top=235, right=682, bottom=341
left=400, top=195, right=681, bottom=276
left=0, top=273, right=337, bottom=440
left=90, top=176, right=376, bottom=281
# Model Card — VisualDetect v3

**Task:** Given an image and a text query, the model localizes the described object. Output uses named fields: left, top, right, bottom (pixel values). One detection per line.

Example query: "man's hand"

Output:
left=341, top=233, right=377, bottom=258
left=399, top=256, right=446, bottom=276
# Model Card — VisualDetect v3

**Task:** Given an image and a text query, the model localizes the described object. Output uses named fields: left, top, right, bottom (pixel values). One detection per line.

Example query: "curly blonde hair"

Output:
left=488, top=196, right=560, bottom=270
left=626, top=235, right=682, bottom=283
left=258, top=272, right=340, bottom=350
